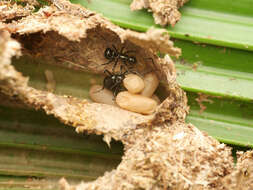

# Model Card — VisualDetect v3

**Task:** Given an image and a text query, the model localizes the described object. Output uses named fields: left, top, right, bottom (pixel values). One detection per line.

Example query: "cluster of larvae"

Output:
left=89, top=72, right=160, bottom=115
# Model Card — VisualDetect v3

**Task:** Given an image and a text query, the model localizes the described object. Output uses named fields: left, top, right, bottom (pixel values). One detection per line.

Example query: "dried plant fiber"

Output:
left=0, top=0, right=252, bottom=189
left=130, top=0, right=189, bottom=26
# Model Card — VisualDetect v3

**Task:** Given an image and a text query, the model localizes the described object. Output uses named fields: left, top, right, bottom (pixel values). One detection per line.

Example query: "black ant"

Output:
left=101, top=67, right=128, bottom=97
left=57, top=58, right=127, bottom=97
left=103, top=45, right=137, bottom=72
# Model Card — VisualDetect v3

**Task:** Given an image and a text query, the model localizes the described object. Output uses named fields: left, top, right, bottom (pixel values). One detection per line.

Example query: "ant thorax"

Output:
left=103, top=45, right=137, bottom=72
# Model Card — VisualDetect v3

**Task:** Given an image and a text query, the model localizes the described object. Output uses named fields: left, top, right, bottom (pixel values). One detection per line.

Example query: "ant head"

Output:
left=128, top=56, right=137, bottom=64
left=104, top=48, right=116, bottom=60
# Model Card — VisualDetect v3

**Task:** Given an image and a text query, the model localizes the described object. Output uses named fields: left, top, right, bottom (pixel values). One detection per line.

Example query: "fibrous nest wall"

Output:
left=130, top=0, right=189, bottom=26
left=0, top=0, right=253, bottom=190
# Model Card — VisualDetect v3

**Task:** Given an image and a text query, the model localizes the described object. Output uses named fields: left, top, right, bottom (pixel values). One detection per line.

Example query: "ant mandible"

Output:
left=103, top=45, right=137, bottom=72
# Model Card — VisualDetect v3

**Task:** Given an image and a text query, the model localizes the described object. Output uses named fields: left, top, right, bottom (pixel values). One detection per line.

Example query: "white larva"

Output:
left=123, top=74, right=145, bottom=94
left=116, top=91, right=157, bottom=115
left=89, top=85, right=117, bottom=106
left=141, top=72, right=159, bottom=97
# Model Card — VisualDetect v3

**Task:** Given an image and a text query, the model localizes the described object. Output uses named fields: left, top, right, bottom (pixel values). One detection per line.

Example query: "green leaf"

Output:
left=71, top=0, right=253, bottom=51
left=174, top=39, right=253, bottom=101
left=186, top=92, right=253, bottom=147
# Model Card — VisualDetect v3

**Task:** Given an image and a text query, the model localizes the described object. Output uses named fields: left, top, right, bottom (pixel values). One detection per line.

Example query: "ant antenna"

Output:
left=104, top=69, right=112, bottom=76
left=144, top=57, right=156, bottom=68
left=142, top=57, right=159, bottom=75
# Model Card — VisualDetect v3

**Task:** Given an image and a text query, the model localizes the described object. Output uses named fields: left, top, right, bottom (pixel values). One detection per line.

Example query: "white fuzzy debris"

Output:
left=173, top=131, right=185, bottom=140
left=103, top=134, right=112, bottom=147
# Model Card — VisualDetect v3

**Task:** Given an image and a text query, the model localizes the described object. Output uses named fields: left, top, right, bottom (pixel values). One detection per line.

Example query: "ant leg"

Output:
left=145, top=57, right=156, bottom=68
left=122, top=70, right=129, bottom=76
left=94, top=70, right=112, bottom=94
left=142, top=57, right=160, bottom=75
left=124, top=64, right=142, bottom=77
left=112, top=45, right=118, bottom=54
left=110, top=80, right=120, bottom=90
left=120, top=46, right=125, bottom=54
left=95, top=60, right=113, bottom=71
left=95, top=83, right=105, bottom=94
left=121, top=61, right=128, bottom=70
left=131, top=70, right=142, bottom=78
left=108, top=83, right=120, bottom=99
left=104, top=69, right=112, bottom=76
left=119, top=65, right=127, bottom=74
left=112, top=58, right=119, bottom=72
left=120, top=62, right=140, bottom=76
left=94, top=75, right=109, bottom=93
left=113, top=85, right=121, bottom=97
left=101, top=59, right=114, bottom=66
left=123, top=50, right=135, bottom=54
left=95, top=74, right=110, bottom=94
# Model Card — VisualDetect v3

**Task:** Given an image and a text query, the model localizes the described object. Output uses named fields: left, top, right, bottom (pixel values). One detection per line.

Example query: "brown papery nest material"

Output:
left=0, top=0, right=253, bottom=189
left=130, top=0, right=189, bottom=27
left=0, top=0, right=37, bottom=22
